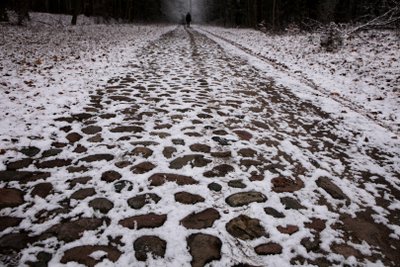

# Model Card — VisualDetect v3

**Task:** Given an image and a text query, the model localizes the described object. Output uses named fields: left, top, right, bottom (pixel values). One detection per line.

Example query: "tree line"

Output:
left=207, top=0, right=399, bottom=30
left=1, top=0, right=399, bottom=30
left=0, top=0, right=164, bottom=25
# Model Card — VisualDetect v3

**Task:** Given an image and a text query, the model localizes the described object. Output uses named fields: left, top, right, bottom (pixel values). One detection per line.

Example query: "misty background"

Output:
left=161, top=0, right=208, bottom=24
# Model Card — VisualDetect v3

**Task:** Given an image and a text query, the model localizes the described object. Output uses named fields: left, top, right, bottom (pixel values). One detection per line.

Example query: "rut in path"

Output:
left=1, top=26, right=399, bottom=267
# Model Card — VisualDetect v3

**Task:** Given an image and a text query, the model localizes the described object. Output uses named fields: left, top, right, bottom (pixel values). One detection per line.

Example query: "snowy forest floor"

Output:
left=1, top=13, right=400, bottom=267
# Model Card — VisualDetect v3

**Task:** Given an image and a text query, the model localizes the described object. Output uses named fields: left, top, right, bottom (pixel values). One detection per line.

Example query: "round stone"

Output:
left=225, top=191, right=267, bottom=207
left=255, top=242, right=282, bottom=255
left=208, top=183, right=222, bottom=192
left=89, top=198, right=114, bottom=213
left=180, top=208, right=220, bottom=229
left=114, top=180, right=133, bottom=193
left=226, top=215, right=266, bottom=240
left=0, top=188, right=25, bottom=209
left=187, top=234, right=222, bottom=267
left=175, top=192, right=205, bottom=204
left=134, top=236, right=167, bottom=261
left=128, top=193, right=161, bottom=209
left=101, top=171, right=122, bottom=182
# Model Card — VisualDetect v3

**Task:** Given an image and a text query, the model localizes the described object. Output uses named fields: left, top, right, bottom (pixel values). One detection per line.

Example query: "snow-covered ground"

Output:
left=1, top=14, right=400, bottom=267
left=0, top=13, right=175, bottom=149
left=199, top=26, right=400, bottom=134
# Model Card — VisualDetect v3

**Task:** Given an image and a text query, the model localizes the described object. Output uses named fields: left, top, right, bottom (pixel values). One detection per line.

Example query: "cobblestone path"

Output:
left=1, top=27, right=399, bottom=266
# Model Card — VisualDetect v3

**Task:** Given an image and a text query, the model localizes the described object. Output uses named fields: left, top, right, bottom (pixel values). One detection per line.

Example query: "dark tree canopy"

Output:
left=2, top=0, right=399, bottom=29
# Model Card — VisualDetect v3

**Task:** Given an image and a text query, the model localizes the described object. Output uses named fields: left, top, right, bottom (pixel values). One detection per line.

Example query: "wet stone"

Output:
left=0, top=232, right=33, bottom=251
left=79, top=154, right=114, bottom=163
left=197, top=113, right=213, bottom=119
left=26, top=251, right=52, bottom=267
left=101, top=170, right=122, bottom=183
left=238, top=148, right=257, bottom=158
left=169, top=154, right=211, bottom=169
left=190, top=144, right=211, bottom=153
left=35, top=159, right=72, bottom=168
left=226, top=215, right=266, bottom=240
left=281, top=197, right=306, bottom=210
left=0, top=216, right=22, bottom=231
left=316, top=177, right=348, bottom=201
left=128, top=193, right=161, bottom=209
left=73, top=144, right=87, bottom=153
left=0, top=188, right=25, bottom=209
left=211, top=151, right=231, bottom=158
left=89, top=198, right=114, bottom=213
left=60, top=126, right=72, bottom=133
left=204, top=164, right=234, bottom=178
left=175, top=192, right=205, bottom=204
left=305, top=218, right=326, bottom=232
left=213, top=129, right=229, bottom=136
left=151, top=132, right=171, bottom=138
left=110, top=126, right=144, bottom=133
left=240, top=159, right=263, bottom=169
left=70, top=188, right=96, bottom=200
left=131, top=147, right=153, bottom=158
left=301, top=236, right=321, bottom=252
left=109, top=95, right=134, bottom=102
left=163, top=147, right=177, bottom=159
left=131, top=141, right=159, bottom=146
left=131, top=162, right=156, bottom=174
left=20, top=146, right=40, bottom=157
left=44, top=218, right=105, bottom=243
left=181, top=208, right=220, bottom=229
left=212, top=136, right=230, bottom=146
left=41, top=148, right=62, bottom=158
left=187, top=233, right=222, bottom=267
left=61, top=245, right=121, bottom=267
left=115, top=161, right=132, bottom=168
left=0, top=171, right=50, bottom=183
left=272, top=177, right=304, bottom=193
left=72, top=113, right=93, bottom=121
left=172, top=139, right=185, bottom=145
left=114, top=180, right=133, bottom=193
left=255, top=243, right=283, bottom=255
left=228, top=179, right=247, bottom=188
left=234, top=130, right=253, bottom=141
left=154, top=124, right=172, bottom=130
left=331, top=243, right=362, bottom=259
left=226, top=191, right=267, bottom=207
left=277, top=225, right=299, bottom=235
left=264, top=207, right=285, bottom=218
left=51, top=142, right=67, bottom=148
left=249, top=174, right=264, bottom=181
left=119, top=213, right=167, bottom=229
left=67, top=165, right=89, bottom=173
left=100, top=113, right=116, bottom=119
left=149, top=173, right=198, bottom=186
left=66, top=132, right=83, bottom=143
left=31, top=183, right=53, bottom=198
left=134, top=236, right=167, bottom=261
left=6, top=158, right=33, bottom=170
left=87, top=134, right=103, bottom=143
left=208, top=182, right=222, bottom=192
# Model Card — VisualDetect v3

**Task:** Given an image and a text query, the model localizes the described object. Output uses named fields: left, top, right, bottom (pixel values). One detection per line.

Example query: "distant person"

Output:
left=186, top=12, right=191, bottom=27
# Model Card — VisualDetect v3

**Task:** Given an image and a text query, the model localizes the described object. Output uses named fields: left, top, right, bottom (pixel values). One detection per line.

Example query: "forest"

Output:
left=1, top=0, right=399, bottom=30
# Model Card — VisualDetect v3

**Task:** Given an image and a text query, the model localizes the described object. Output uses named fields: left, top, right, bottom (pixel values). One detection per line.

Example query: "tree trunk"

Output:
left=16, top=0, right=30, bottom=25
left=272, top=0, right=276, bottom=30
left=71, top=0, right=80, bottom=25
left=0, top=1, right=8, bottom=22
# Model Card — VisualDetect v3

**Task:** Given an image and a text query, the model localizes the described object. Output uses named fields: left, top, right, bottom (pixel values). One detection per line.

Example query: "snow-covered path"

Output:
left=1, top=26, right=399, bottom=267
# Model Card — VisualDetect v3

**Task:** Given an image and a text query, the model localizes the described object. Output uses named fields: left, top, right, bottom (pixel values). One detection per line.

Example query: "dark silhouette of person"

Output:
left=186, top=12, right=191, bottom=27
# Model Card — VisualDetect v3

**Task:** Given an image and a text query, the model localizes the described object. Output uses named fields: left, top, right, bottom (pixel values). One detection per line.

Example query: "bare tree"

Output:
left=16, top=0, right=30, bottom=25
